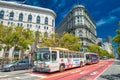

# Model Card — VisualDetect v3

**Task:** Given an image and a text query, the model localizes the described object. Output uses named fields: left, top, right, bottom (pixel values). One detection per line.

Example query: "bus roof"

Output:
left=38, top=47, right=84, bottom=54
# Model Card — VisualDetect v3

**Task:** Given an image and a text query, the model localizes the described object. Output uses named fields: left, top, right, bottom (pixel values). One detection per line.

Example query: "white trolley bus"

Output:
left=33, top=47, right=86, bottom=72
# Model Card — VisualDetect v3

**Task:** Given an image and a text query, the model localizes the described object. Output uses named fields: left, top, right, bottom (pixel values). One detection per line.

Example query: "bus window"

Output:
left=63, top=51, right=65, bottom=58
left=65, top=52, right=68, bottom=58
left=35, top=51, right=50, bottom=61
left=80, top=54, right=82, bottom=58
left=59, top=51, right=64, bottom=58
left=73, top=53, right=76, bottom=58
left=75, top=53, right=77, bottom=58
left=43, top=53, right=50, bottom=61
left=77, top=53, right=79, bottom=58
left=86, top=54, right=90, bottom=60
left=69, top=52, right=72, bottom=58
left=82, top=54, right=84, bottom=58
left=52, top=51, right=57, bottom=61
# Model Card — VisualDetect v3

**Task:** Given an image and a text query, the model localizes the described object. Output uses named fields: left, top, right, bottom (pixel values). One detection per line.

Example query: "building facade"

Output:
left=103, top=42, right=114, bottom=54
left=106, top=36, right=112, bottom=44
left=0, top=1, right=56, bottom=35
left=0, top=1, right=56, bottom=59
left=56, top=5, right=97, bottom=49
left=97, top=37, right=114, bottom=54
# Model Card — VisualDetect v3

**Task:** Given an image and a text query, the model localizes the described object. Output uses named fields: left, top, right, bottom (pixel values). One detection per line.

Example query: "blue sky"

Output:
left=4, top=0, right=120, bottom=40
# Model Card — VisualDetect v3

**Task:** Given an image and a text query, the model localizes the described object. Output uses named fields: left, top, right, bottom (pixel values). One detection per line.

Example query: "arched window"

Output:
left=38, top=26, right=40, bottom=29
left=52, top=19, right=54, bottom=27
left=0, top=10, right=4, bottom=19
left=9, top=12, right=14, bottom=20
left=19, top=13, right=23, bottom=21
left=28, top=14, right=32, bottom=23
left=45, top=17, right=48, bottom=25
left=79, top=30, right=83, bottom=36
left=36, top=16, right=40, bottom=24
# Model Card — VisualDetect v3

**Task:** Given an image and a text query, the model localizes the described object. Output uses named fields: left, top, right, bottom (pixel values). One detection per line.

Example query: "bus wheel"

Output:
left=59, top=65, right=65, bottom=72
left=80, top=62, right=83, bottom=67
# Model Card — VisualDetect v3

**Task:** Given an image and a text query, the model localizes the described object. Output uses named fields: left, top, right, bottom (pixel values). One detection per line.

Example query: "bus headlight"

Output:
left=45, top=65, right=49, bottom=68
left=34, top=61, right=37, bottom=65
left=44, top=64, right=49, bottom=68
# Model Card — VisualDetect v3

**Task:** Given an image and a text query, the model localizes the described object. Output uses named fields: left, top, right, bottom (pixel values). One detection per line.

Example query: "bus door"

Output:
left=50, top=51, right=59, bottom=71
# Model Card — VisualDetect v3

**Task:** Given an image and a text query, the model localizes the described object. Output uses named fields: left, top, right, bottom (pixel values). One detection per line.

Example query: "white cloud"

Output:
left=111, top=7, right=120, bottom=13
left=96, top=16, right=117, bottom=27
left=96, top=7, right=120, bottom=27
left=96, top=19, right=106, bottom=26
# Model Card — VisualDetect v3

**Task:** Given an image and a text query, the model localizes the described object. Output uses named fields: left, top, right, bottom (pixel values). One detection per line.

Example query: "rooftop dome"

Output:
left=73, top=5, right=85, bottom=8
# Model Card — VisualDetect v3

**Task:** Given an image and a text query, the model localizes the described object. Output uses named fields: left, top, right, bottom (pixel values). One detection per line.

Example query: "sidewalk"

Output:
left=96, top=59, right=120, bottom=80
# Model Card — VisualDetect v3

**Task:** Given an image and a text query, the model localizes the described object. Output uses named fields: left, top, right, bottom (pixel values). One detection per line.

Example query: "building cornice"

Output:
left=56, top=5, right=96, bottom=29
left=0, top=1, right=56, bottom=18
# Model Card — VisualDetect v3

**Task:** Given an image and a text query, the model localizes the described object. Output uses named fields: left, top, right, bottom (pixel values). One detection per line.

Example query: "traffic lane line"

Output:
left=34, top=60, right=105, bottom=78
left=42, top=61, right=106, bottom=80
left=50, top=60, right=114, bottom=80
left=35, top=60, right=111, bottom=80
left=94, top=59, right=115, bottom=80
left=36, top=61, right=105, bottom=80
left=54, top=64, right=107, bottom=80
left=35, top=64, right=94, bottom=79
left=76, top=59, right=115, bottom=80
left=81, top=60, right=114, bottom=80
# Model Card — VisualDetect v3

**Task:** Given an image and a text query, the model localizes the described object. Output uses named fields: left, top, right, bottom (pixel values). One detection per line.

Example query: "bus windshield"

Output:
left=35, top=51, right=50, bottom=61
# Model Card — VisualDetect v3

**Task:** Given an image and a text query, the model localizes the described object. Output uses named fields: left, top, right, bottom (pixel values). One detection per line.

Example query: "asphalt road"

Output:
left=0, top=69, right=45, bottom=80
left=96, top=59, right=120, bottom=80
left=0, top=59, right=116, bottom=80
left=38, top=59, right=114, bottom=80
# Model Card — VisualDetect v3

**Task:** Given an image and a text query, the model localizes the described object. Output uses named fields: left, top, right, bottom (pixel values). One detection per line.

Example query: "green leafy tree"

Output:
left=109, top=53, right=115, bottom=58
left=0, top=24, right=35, bottom=60
left=87, top=44, right=112, bottom=57
left=113, top=21, right=120, bottom=57
left=39, top=33, right=60, bottom=47
left=39, top=32, right=81, bottom=51
left=0, top=24, right=15, bottom=63
left=59, top=32, right=81, bottom=51
left=87, top=44, right=100, bottom=53
left=17, top=28, right=34, bottom=59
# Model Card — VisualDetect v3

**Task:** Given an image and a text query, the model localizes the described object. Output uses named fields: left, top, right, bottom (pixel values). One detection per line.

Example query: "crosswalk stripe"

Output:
left=29, top=74, right=46, bottom=78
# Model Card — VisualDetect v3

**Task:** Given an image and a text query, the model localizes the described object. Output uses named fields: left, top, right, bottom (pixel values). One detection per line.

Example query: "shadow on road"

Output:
left=100, top=74, right=120, bottom=80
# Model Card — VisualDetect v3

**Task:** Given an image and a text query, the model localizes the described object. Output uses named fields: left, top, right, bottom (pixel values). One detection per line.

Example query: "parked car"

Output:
left=1, top=59, right=33, bottom=71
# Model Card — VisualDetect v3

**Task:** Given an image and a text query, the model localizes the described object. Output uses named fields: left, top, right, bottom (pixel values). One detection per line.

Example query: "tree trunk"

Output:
left=2, top=47, right=9, bottom=64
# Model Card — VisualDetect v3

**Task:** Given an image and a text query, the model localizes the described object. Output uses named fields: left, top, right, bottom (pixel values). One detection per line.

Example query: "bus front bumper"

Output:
left=33, top=67, right=50, bottom=72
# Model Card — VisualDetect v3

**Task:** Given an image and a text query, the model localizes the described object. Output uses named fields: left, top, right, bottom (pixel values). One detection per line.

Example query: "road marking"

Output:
left=94, top=60, right=114, bottom=80
left=90, top=71, right=97, bottom=75
left=15, top=77, right=21, bottom=79
left=80, top=72, right=83, bottom=74
left=71, top=70, right=81, bottom=74
left=0, top=75, right=9, bottom=78
left=29, top=74, right=46, bottom=78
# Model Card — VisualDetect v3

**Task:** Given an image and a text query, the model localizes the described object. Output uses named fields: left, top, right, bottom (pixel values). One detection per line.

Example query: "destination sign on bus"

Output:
left=37, top=47, right=50, bottom=51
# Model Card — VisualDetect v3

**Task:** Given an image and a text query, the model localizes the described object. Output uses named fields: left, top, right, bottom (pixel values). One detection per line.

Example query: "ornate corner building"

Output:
left=56, top=5, right=97, bottom=50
